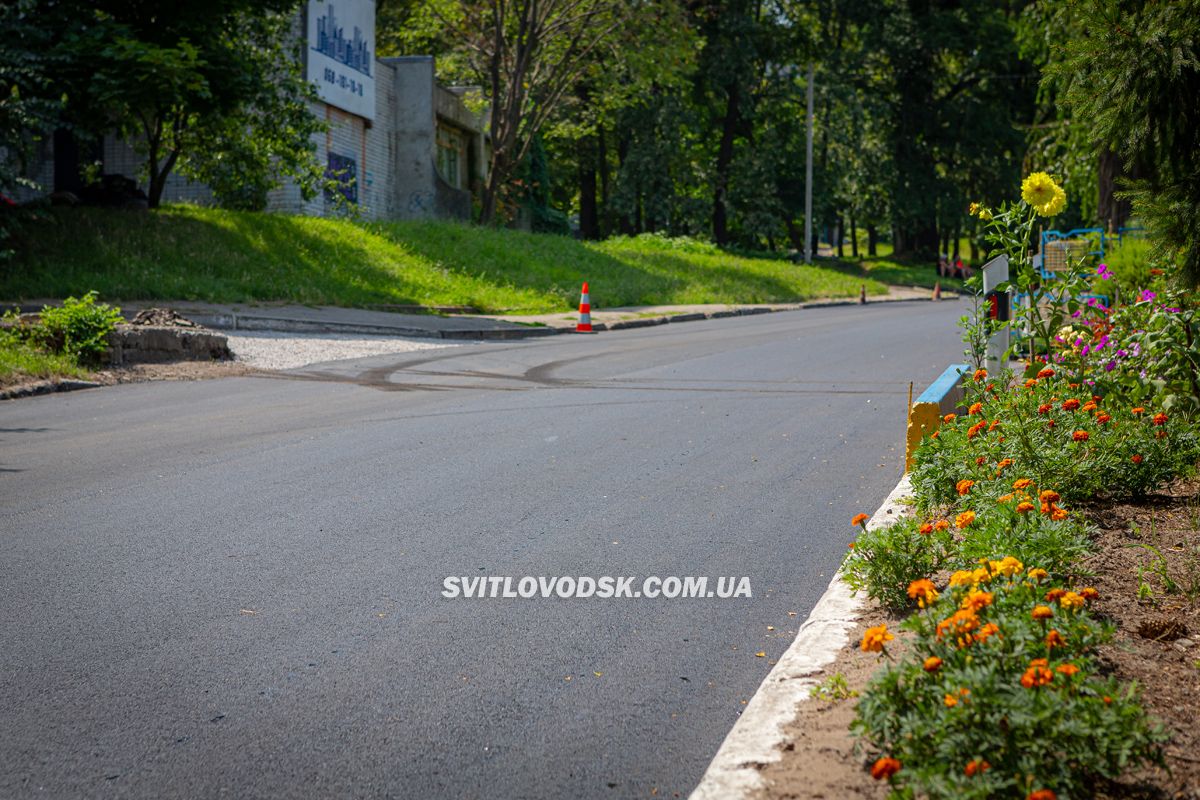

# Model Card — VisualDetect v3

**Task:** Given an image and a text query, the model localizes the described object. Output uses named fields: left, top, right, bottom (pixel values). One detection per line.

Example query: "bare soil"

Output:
left=758, top=478, right=1200, bottom=800
left=1, top=360, right=255, bottom=398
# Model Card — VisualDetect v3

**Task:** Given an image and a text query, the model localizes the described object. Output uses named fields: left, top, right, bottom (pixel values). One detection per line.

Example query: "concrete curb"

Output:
left=0, top=379, right=103, bottom=401
left=689, top=475, right=913, bottom=800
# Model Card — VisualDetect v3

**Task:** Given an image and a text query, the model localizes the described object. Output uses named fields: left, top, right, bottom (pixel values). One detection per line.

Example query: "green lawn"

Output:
left=0, top=339, right=91, bottom=389
left=2, top=206, right=892, bottom=314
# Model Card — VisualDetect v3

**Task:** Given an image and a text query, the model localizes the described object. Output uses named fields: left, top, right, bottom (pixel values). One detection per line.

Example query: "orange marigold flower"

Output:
left=975, top=455, right=987, bottom=465
left=967, top=421, right=986, bottom=439
left=975, top=622, right=1000, bottom=643
left=988, top=419, right=1001, bottom=432
left=937, top=609, right=981, bottom=640
left=861, top=624, right=893, bottom=653
left=1069, top=383, right=1080, bottom=389
left=1037, top=403, right=1052, bottom=415
left=957, top=479, right=975, bottom=495
left=1103, top=695, right=1113, bottom=705
left=1097, top=413, right=1112, bottom=424
left=1013, top=478, right=1033, bottom=490
left=1039, top=490, right=1060, bottom=504
left=1037, top=368, right=1055, bottom=379
left=1153, top=412, right=1169, bottom=425
left=1132, top=406, right=1145, bottom=415
left=1046, top=419, right=1057, bottom=429
left=1028, top=790, right=1057, bottom=800
left=969, top=402, right=983, bottom=415
left=918, top=522, right=934, bottom=535
left=1062, top=398, right=1080, bottom=411
left=1021, top=666, right=1054, bottom=689
left=1024, top=378, right=1037, bottom=388
left=997, top=458, right=1013, bottom=469
left=973, top=368, right=987, bottom=382
left=852, top=513, right=870, bottom=527
left=943, top=413, right=957, bottom=423
left=1080, top=587, right=1099, bottom=600
left=923, top=656, right=943, bottom=672
left=934, top=519, right=950, bottom=532
left=1045, top=629, right=1066, bottom=648
left=1093, top=395, right=1102, bottom=403
left=1056, top=663, right=1080, bottom=676
left=1081, top=400, right=1098, bottom=412
left=1032, top=605, right=1054, bottom=620
left=961, top=589, right=994, bottom=612
left=1132, top=454, right=1144, bottom=464
left=1050, top=506, right=1068, bottom=521
left=870, top=757, right=902, bottom=781
left=1072, top=430, right=1089, bottom=442
left=1150, top=268, right=1164, bottom=276
left=907, top=579, right=940, bottom=608
left=1028, top=568, right=1049, bottom=581
left=1059, top=591, right=1085, bottom=611
left=1156, top=429, right=1168, bottom=439
left=944, top=693, right=959, bottom=707
left=1044, top=588, right=1066, bottom=602
left=1016, top=501, right=1036, bottom=514
left=1029, top=658, right=1048, bottom=667
left=965, top=759, right=991, bottom=777
left=955, top=510, right=976, bottom=529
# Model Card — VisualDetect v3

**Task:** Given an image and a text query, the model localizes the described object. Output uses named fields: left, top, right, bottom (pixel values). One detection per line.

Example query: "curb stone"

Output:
left=0, top=379, right=103, bottom=401
left=689, top=475, right=913, bottom=800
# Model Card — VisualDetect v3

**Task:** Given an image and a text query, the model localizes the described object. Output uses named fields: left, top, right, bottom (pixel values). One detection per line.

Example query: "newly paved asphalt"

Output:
left=1, top=301, right=963, bottom=800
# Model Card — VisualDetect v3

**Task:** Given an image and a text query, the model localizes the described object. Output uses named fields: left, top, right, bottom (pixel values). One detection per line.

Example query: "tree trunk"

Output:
left=712, top=83, right=740, bottom=246
left=951, top=226, right=960, bottom=260
left=836, top=213, right=844, bottom=258
left=786, top=218, right=804, bottom=253
left=578, top=135, right=599, bottom=240
left=867, top=225, right=878, bottom=257
left=850, top=214, right=858, bottom=258
left=598, top=128, right=610, bottom=236
left=1098, top=147, right=1132, bottom=231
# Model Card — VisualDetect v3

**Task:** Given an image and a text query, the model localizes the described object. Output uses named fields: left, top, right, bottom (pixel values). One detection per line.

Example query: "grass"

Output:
left=0, top=338, right=91, bottom=389
left=825, top=254, right=965, bottom=291
left=2, top=206, right=892, bottom=314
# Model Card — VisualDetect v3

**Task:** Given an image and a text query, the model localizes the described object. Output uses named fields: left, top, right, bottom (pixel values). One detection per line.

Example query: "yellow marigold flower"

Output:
left=861, top=624, right=893, bottom=652
left=1059, top=591, right=1085, bottom=611
left=968, top=202, right=981, bottom=216
left=1021, top=171, right=1066, bottom=216
left=970, top=567, right=991, bottom=585
left=1080, top=587, right=1099, bottom=600
left=923, top=656, right=943, bottom=672
left=1027, top=568, right=1049, bottom=582
left=991, top=556, right=1024, bottom=577
left=956, top=479, right=975, bottom=496
left=979, top=208, right=992, bottom=221
left=1031, top=605, right=1054, bottom=620
left=955, top=510, right=976, bottom=529
left=1044, top=588, right=1066, bottom=602
left=944, top=693, right=958, bottom=707
left=907, top=578, right=940, bottom=608
left=1013, top=478, right=1033, bottom=490
left=949, top=570, right=975, bottom=588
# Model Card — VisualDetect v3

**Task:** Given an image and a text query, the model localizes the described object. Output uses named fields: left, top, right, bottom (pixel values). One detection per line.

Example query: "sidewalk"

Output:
left=9, top=286, right=954, bottom=341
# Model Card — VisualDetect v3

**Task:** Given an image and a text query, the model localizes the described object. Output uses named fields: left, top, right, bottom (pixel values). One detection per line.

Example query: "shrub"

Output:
left=854, top=563, right=1166, bottom=798
left=32, top=292, right=122, bottom=365
left=842, top=518, right=954, bottom=610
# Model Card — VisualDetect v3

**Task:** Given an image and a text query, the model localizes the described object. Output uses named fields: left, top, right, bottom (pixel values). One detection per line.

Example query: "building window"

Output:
left=436, top=126, right=464, bottom=189
left=325, top=152, right=357, bottom=204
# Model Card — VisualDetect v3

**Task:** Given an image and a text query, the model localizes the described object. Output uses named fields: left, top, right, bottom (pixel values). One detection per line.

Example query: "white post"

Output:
left=803, top=62, right=814, bottom=265
left=981, top=253, right=1010, bottom=375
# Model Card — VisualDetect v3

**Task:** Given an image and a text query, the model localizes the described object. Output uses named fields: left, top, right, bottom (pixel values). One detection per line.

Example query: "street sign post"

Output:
left=980, top=254, right=1010, bottom=375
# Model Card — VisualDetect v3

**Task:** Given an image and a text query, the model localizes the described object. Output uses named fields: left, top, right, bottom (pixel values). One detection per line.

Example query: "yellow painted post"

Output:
left=906, top=402, right=942, bottom=473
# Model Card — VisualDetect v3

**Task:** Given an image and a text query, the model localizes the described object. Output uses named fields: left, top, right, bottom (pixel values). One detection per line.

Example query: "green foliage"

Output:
left=842, top=519, right=954, bottom=610
left=1, top=206, right=891, bottom=313
left=809, top=672, right=858, bottom=702
left=854, top=570, right=1166, bottom=798
left=0, top=334, right=91, bottom=388
left=32, top=291, right=122, bottom=365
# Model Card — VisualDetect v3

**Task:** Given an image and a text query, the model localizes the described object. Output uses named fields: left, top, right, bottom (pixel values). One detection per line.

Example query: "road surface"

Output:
left=1, top=301, right=962, bottom=799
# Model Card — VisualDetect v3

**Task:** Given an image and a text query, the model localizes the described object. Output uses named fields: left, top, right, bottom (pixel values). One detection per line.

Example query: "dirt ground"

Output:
left=757, top=478, right=1200, bottom=800
left=1, top=360, right=255, bottom=398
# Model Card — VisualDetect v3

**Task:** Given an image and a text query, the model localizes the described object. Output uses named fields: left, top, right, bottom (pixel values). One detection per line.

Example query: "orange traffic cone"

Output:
left=577, top=282, right=594, bottom=333
left=859, top=284, right=867, bottom=305
left=932, top=282, right=942, bottom=301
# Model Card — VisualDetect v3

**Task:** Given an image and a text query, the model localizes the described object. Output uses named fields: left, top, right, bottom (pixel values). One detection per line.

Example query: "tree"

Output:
left=1047, top=0, right=1200, bottom=284
left=25, top=0, right=327, bottom=209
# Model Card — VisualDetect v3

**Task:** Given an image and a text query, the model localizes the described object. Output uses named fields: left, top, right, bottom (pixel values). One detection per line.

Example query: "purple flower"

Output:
left=1140, top=290, right=1157, bottom=302
left=1104, top=360, right=1117, bottom=372
left=1071, top=310, right=1082, bottom=318
left=1085, top=379, right=1096, bottom=386
left=1097, top=263, right=1113, bottom=280
left=1082, top=344, right=1091, bottom=355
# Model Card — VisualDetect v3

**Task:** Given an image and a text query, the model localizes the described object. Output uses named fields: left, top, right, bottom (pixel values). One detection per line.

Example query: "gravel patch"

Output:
left=225, top=331, right=456, bottom=371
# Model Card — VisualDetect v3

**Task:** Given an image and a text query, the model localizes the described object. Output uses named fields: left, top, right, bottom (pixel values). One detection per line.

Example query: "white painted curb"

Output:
left=689, top=474, right=913, bottom=800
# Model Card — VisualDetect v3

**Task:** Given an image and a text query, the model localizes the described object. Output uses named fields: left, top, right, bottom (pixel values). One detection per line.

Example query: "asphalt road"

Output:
left=1, top=300, right=964, bottom=800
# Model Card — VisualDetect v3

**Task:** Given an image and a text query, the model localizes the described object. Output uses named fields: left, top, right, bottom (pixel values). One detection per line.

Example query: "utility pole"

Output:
left=804, top=62, right=814, bottom=265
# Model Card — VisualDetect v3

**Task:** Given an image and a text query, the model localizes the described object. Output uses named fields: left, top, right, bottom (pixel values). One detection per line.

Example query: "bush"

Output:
left=32, top=292, right=122, bottom=365
left=854, top=564, right=1165, bottom=798
left=910, top=368, right=1200, bottom=508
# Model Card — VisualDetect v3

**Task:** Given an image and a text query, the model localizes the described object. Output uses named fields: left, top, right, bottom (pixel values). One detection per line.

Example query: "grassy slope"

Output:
left=0, top=340, right=90, bottom=389
left=3, top=206, right=892, bottom=314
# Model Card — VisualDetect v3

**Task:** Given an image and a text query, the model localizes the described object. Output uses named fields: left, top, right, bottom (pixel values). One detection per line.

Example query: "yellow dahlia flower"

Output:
left=1021, top=172, right=1066, bottom=217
